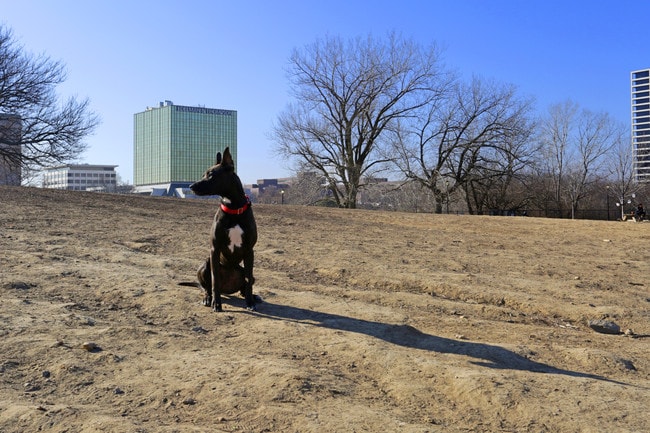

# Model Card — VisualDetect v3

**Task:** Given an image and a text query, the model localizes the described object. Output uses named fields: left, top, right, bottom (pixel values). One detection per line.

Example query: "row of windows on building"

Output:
left=43, top=173, right=115, bottom=182
left=44, top=178, right=115, bottom=185
left=67, top=172, right=116, bottom=178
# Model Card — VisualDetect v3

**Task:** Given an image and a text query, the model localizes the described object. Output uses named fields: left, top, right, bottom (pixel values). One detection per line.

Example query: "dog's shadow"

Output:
left=235, top=298, right=634, bottom=386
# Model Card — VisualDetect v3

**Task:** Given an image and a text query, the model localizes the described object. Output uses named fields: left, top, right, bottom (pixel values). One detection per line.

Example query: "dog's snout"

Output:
left=189, top=179, right=212, bottom=196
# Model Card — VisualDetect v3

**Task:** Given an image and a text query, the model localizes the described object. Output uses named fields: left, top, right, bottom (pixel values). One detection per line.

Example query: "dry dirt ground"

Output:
left=1, top=186, right=649, bottom=433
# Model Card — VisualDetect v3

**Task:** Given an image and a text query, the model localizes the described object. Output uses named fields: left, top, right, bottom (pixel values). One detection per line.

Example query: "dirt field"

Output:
left=0, top=185, right=648, bottom=433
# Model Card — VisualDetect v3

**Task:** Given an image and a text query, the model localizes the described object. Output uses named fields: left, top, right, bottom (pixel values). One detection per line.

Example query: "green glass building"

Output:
left=133, top=101, right=237, bottom=193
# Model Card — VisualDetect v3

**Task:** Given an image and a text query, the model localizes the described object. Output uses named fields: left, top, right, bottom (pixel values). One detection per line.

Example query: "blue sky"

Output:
left=2, top=1, right=647, bottom=185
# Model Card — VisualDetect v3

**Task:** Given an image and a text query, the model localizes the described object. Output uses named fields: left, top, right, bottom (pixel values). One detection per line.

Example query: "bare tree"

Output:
left=538, top=101, right=578, bottom=215
left=539, top=101, right=624, bottom=218
left=392, top=76, right=535, bottom=214
left=273, top=33, right=450, bottom=208
left=0, top=25, right=99, bottom=175
left=287, top=170, right=328, bottom=205
left=606, top=131, right=641, bottom=219
left=463, top=141, right=536, bottom=215
left=568, top=111, right=624, bottom=218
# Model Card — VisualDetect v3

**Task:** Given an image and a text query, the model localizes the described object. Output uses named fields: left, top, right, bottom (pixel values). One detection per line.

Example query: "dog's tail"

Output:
left=177, top=281, right=200, bottom=288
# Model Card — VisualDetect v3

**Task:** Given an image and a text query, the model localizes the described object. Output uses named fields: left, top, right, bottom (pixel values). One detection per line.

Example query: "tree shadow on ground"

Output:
left=239, top=298, right=635, bottom=386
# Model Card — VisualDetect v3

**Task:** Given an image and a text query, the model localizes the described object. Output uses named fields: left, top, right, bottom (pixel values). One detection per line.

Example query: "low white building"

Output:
left=42, top=164, right=118, bottom=191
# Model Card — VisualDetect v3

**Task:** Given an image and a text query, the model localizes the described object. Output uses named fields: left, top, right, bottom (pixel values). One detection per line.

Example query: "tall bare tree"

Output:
left=538, top=100, right=578, bottom=214
left=463, top=136, right=537, bottom=215
left=0, top=25, right=99, bottom=175
left=392, top=76, right=535, bottom=214
left=606, top=130, right=640, bottom=218
left=539, top=100, right=624, bottom=218
left=273, top=33, right=450, bottom=208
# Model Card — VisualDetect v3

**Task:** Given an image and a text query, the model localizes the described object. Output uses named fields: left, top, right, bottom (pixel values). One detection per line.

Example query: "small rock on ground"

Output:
left=588, top=320, right=621, bottom=335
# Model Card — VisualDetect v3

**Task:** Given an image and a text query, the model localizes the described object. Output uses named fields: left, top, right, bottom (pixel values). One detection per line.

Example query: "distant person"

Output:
left=635, top=203, right=646, bottom=222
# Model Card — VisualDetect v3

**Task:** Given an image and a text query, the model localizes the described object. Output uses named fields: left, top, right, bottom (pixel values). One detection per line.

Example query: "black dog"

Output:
left=189, top=147, right=258, bottom=312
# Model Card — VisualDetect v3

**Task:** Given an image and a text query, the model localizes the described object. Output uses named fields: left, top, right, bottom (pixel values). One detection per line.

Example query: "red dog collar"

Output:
left=220, top=196, right=251, bottom=215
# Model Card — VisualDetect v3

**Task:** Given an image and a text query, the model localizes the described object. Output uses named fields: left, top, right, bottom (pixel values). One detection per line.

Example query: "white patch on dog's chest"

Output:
left=228, top=225, right=244, bottom=252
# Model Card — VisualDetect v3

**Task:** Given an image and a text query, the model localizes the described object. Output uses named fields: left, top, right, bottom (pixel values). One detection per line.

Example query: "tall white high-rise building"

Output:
left=631, top=69, right=650, bottom=183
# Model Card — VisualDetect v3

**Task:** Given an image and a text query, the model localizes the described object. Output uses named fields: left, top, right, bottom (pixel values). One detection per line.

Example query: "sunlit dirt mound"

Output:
left=1, top=186, right=648, bottom=432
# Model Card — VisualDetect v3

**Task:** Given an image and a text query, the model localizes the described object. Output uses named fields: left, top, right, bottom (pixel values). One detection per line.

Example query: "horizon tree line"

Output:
left=1, top=23, right=644, bottom=216
left=272, top=32, right=645, bottom=217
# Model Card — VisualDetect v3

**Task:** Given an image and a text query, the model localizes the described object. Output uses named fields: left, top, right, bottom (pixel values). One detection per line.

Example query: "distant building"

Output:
left=632, top=69, right=650, bottom=183
left=42, top=164, right=118, bottom=191
left=254, top=178, right=291, bottom=193
left=0, top=113, right=22, bottom=186
left=133, top=100, right=237, bottom=195
left=249, top=178, right=291, bottom=203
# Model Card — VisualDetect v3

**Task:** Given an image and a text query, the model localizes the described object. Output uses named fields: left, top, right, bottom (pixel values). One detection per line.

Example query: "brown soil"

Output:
left=1, top=186, right=648, bottom=432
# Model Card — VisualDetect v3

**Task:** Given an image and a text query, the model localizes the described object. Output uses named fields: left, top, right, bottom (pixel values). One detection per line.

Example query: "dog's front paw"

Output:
left=211, top=299, right=223, bottom=312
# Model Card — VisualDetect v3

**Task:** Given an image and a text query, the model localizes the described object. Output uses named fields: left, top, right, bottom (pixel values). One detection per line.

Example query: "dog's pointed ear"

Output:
left=215, top=151, right=222, bottom=165
left=222, top=147, right=234, bottom=168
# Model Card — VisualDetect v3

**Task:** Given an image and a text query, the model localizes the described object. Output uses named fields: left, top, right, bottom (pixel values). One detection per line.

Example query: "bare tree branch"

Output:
left=0, top=25, right=100, bottom=178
